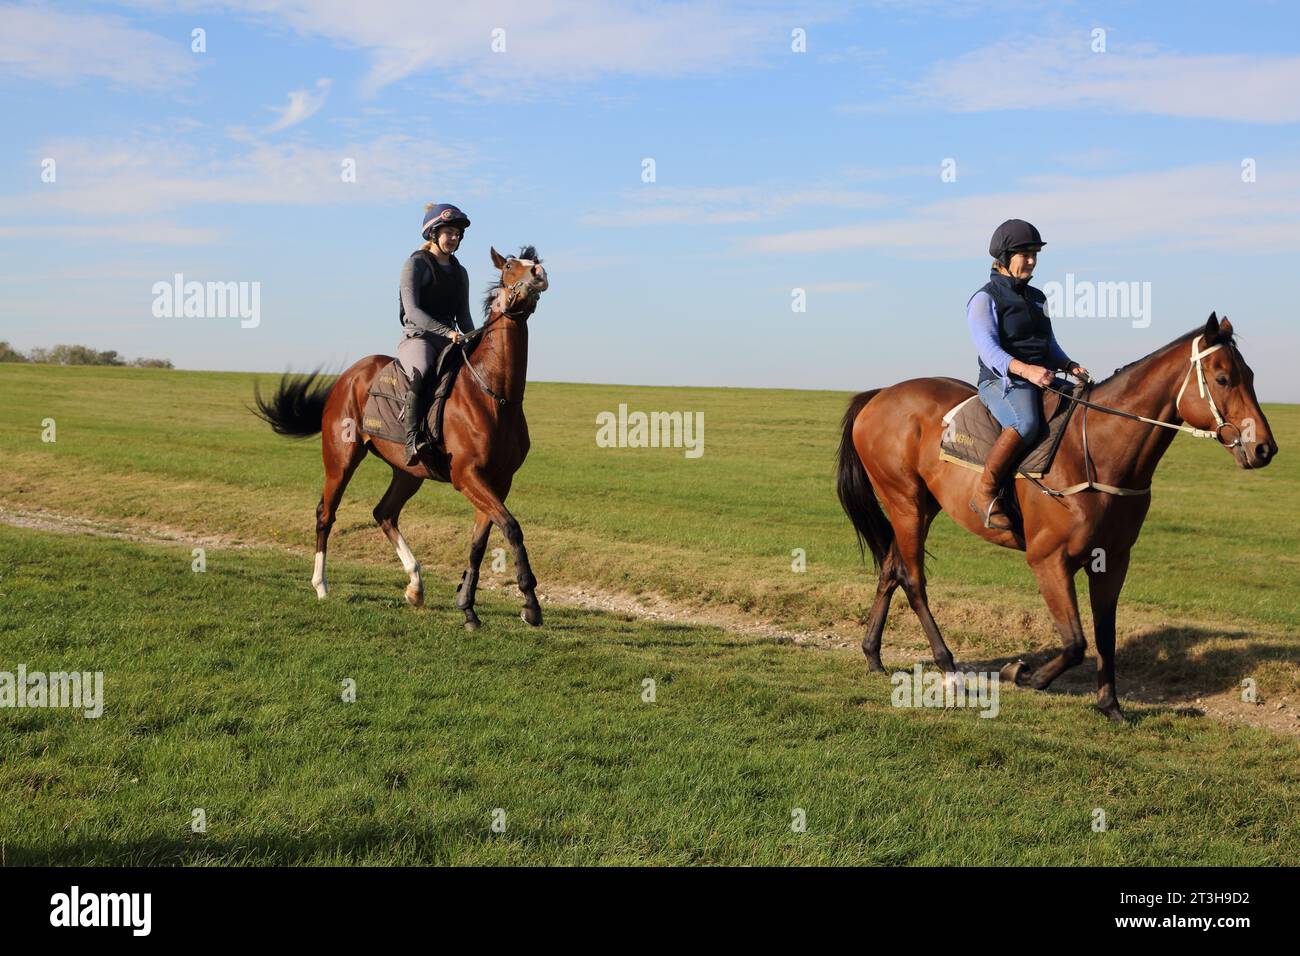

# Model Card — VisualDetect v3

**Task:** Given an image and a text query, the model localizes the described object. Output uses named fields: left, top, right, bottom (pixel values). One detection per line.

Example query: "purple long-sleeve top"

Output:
left=967, top=290, right=1071, bottom=390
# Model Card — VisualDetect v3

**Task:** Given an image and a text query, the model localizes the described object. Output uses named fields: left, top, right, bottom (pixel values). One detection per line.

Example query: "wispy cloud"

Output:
left=267, top=78, right=331, bottom=131
left=745, top=161, right=1300, bottom=256
left=0, top=4, right=197, bottom=91
left=872, top=32, right=1300, bottom=123
left=177, top=1, right=809, bottom=97
left=0, top=222, right=221, bottom=245
left=582, top=185, right=896, bottom=228
left=794, top=280, right=876, bottom=294
left=0, top=130, right=489, bottom=244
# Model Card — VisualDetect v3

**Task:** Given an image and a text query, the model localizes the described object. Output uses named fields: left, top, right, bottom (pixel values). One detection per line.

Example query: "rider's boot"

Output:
left=969, top=426, right=1025, bottom=531
left=428, top=367, right=456, bottom=444
left=402, top=368, right=425, bottom=466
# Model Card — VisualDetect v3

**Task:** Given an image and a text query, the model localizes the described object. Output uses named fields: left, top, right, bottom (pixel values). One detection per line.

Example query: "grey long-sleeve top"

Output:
left=399, top=253, right=475, bottom=340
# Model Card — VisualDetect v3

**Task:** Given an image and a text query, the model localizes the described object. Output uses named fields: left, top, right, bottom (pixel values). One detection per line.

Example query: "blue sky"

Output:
left=2, top=0, right=1299, bottom=399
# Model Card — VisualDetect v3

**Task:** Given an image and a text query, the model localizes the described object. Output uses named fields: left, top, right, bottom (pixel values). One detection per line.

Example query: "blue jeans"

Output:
left=978, top=379, right=1045, bottom=444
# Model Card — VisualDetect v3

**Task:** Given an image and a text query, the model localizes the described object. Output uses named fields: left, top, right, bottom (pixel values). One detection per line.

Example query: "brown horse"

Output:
left=253, top=246, right=548, bottom=629
left=836, top=314, right=1277, bottom=721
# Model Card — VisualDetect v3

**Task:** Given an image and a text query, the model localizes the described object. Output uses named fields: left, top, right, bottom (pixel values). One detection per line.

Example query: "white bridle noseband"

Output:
left=1172, top=335, right=1241, bottom=448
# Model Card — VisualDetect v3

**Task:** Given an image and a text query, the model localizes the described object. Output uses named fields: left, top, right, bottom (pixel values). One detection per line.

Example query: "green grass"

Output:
left=1, top=363, right=1295, bottom=638
left=2, top=523, right=1297, bottom=866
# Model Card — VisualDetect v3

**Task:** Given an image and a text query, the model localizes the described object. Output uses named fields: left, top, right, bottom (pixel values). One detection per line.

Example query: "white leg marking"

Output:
left=394, top=532, right=423, bottom=606
left=395, top=532, right=421, bottom=586
left=311, top=551, right=327, bottom=599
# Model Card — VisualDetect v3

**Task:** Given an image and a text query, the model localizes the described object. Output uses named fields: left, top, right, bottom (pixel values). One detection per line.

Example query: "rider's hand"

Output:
left=1025, top=365, right=1055, bottom=387
left=1069, top=364, right=1090, bottom=382
left=448, top=330, right=462, bottom=343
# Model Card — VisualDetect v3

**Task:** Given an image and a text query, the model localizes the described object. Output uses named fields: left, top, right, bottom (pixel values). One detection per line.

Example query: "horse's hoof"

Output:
left=405, top=586, right=424, bottom=608
left=464, top=619, right=480, bottom=632
left=1000, top=660, right=1029, bottom=685
left=521, top=605, right=543, bottom=627
left=1095, top=703, right=1127, bottom=724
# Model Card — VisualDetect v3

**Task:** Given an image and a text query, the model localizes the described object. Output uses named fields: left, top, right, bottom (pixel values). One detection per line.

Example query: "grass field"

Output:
left=1, top=364, right=1297, bottom=864
left=2, top=524, right=1297, bottom=865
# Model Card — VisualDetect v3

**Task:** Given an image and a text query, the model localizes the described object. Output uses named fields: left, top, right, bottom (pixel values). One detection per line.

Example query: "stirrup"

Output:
left=971, top=493, right=1007, bottom=530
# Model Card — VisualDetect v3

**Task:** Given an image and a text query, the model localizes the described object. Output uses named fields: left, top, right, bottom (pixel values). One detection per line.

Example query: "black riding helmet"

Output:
left=988, top=219, right=1045, bottom=266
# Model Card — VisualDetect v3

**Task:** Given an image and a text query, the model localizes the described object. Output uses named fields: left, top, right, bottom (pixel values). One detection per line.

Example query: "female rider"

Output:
left=967, top=219, right=1089, bottom=529
left=397, top=202, right=476, bottom=464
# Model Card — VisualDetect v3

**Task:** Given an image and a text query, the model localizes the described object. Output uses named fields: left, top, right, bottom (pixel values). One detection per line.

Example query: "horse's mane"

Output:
left=1093, top=322, right=1236, bottom=393
left=481, top=246, right=543, bottom=318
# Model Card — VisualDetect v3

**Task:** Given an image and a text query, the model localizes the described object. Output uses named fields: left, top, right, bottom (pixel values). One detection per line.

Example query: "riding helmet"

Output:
left=422, top=203, right=471, bottom=240
left=988, top=219, right=1045, bottom=262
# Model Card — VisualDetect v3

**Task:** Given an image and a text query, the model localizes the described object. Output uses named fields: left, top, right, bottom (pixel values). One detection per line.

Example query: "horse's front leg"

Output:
left=1011, top=553, right=1087, bottom=691
left=456, top=510, right=493, bottom=631
left=1086, top=550, right=1132, bottom=723
left=458, top=470, right=542, bottom=627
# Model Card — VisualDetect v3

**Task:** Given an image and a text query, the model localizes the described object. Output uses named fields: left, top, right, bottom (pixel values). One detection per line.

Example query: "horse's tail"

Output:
left=836, top=389, right=894, bottom=570
left=250, top=369, right=335, bottom=438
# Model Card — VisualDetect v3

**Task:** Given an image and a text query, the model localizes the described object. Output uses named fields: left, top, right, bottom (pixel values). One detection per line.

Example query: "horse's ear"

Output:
left=1204, top=312, right=1219, bottom=341
left=1219, top=315, right=1233, bottom=336
left=490, top=247, right=507, bottom=270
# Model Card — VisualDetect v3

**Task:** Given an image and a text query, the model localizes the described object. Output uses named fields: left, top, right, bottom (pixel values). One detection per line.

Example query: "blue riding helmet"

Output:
left=422, top=203, right=471, bottom=240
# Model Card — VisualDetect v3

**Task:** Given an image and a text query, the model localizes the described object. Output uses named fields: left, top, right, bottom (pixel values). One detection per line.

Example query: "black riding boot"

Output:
left=428, top=367, right=456, bottom=444
left=402, top=368, right=425, bottom=466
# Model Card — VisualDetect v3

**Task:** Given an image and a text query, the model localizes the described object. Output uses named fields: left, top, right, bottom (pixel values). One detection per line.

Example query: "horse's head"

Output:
left=1177, top=313, right=1278, bottom=469
left=487, top=245, right=547, bottom=318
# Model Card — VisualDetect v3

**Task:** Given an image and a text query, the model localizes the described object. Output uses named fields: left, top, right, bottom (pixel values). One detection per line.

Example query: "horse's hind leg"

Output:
left=862, top=546, right=903, bottom=671
left=373, top=467, right=425, bottom=607
left=313, top=435, right=366, bottom=599
left=892, top=505, right=958, bottom=675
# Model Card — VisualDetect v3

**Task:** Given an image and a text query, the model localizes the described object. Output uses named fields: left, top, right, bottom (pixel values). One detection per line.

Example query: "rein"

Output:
left=1024, top=335, right=1239, bottom=498
left=456, top=283, right=536, bottom=407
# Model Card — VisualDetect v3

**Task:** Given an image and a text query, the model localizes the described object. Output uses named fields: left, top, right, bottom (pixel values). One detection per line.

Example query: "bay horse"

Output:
left=252, top=246, right=548, bottom=630
left=836, top=314, right=1277, bottom=721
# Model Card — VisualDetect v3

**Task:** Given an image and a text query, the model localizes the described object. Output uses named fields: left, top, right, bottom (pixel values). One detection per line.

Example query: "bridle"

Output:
left=456, top=265, right=542, bottom=407
left=1172, top=336, right=1242, bottom=449
left=1027, top=335, right=1243, bottom=498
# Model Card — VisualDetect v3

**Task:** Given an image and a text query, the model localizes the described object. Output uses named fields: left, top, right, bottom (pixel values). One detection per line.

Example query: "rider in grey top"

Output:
left=396, top=203, right=475, bottom=464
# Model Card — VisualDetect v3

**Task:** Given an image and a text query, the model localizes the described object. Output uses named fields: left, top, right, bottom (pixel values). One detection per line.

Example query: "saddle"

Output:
left=362, top=344, right=466, bottom=452
left=939, top=381, right=1081, bottom=478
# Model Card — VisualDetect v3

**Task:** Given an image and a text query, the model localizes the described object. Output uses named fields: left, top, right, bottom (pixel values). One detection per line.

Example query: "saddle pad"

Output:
left=361, top=360, right=411, bottom=444
left=361, top=348, right=468, bottom=449
left=939, top=383, right=1080, bottom=478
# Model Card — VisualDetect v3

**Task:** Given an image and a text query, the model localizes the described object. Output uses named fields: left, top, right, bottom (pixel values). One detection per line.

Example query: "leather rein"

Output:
left=1025, top=335, right=1240, bottom=498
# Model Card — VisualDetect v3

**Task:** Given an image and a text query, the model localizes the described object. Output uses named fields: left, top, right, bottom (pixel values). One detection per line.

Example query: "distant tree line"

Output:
left=0, top=342, right=173, bottom=368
